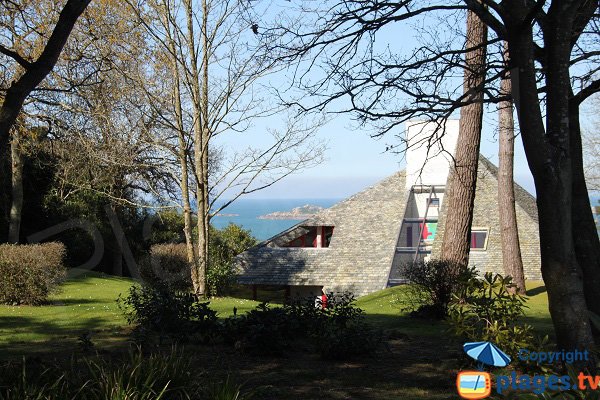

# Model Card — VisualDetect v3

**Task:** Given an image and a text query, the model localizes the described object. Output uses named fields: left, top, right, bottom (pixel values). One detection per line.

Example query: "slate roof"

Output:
left=478, top=156, right=538, bottom=222
left=236, top=172, right=409, bottom=295
left=236, top=155, right=541, bottom=294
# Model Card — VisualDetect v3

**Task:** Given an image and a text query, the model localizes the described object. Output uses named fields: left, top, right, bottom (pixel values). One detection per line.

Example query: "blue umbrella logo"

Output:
left=463, top=341, right=511, bottom=368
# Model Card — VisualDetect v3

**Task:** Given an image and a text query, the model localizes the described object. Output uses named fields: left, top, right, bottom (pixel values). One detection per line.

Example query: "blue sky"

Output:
left=214, top=111, right=537, bottom=199
left=210, top=5, right=596, bottom=201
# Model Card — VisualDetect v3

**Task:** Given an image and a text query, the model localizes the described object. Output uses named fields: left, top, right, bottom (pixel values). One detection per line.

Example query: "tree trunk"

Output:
left=201, top=0, right=211, bottom=289
left=497, top=42, right=526, bottom=294
left=7, top=133, right=24, bottom=244
left=505, top=5, right=594, bottom=352
left=440, top=10, right=487, bottom=266
left=568, top=98, right=600, bottom=320
left=163, top=4, right=198, bottom=284
left=185, top=0, right=208, bottom=297
left=0, top=0, right=91, bottom=163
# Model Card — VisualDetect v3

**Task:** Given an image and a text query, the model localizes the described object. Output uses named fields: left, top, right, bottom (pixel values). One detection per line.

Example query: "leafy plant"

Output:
left=398, top=259, right=477, bottom=319
left=208, top=224, right=257, bottom=297
left=117, top=283, right=217, bottom=343
left=448, top=272, right=536, bottom=361
left=223, top=302, right=291, bottom=356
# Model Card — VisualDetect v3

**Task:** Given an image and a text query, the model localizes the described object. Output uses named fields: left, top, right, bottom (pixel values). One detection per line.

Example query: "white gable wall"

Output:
left=405, top=120, right=459, bottom=191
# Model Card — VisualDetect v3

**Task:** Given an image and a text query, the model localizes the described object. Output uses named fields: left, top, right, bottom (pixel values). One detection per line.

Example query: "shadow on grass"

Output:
left=526, top=285, right=547, bottom=296
left=0, top=315, right=110, bottom=338
left=48, top=298, right=99, bottom=306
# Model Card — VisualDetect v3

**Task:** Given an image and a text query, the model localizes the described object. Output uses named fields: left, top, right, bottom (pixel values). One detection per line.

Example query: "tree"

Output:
left=497, top=42, right=526, bottom=294
left=0, top=0, right=91, bottom=238
left=123, top=0, right=324, bottom=295
left=266, top=0, right=600, bottom=351
left=439, top=10, right=487, bottom=267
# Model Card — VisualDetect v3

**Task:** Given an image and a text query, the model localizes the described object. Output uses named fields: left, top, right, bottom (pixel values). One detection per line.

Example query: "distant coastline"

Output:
left=258, top=204, right=325, bottom=220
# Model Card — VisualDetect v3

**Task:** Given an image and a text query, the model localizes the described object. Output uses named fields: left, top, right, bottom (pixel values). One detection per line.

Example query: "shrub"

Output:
left=316, top=320, right=380, bottom=360
left=142, top=224, right=257, bottom=297
left=221, top=292, right=380, bottom=359
left=208, top=224, right=257, bottom=297
left=139, top=243, right=192, bottom=292
left=447, top=272, right=536, bottom=360
left=310, top=292, right=380, bottom=359
left=117, top=283, right=217, bottom=343
left=222, top=302, right=291, bottom=356
left=398, top=259, right=477, bottom=318
left=0, top=242, right=66, bottom=305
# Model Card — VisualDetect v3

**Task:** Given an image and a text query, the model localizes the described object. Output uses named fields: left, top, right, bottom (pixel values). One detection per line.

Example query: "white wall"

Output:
left=405, top=120, right=459, bottom=190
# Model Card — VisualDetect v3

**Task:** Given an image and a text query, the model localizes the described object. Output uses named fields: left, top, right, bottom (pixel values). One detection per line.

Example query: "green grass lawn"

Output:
left=0, top=271, right=552, bottom=356
left=0, top=269, right=262, bottom=355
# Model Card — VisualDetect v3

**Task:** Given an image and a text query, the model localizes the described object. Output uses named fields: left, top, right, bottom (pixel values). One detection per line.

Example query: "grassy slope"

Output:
left=0, top=271, right=552, bottom=355
left=0, top=270, right=261, bottom=355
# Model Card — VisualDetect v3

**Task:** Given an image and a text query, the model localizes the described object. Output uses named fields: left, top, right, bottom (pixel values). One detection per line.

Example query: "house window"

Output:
left=427, top=198, right=440, bottom=207
left=471, top=228, right=489, bottom=250
left=285, top=226, right=334, bottom=248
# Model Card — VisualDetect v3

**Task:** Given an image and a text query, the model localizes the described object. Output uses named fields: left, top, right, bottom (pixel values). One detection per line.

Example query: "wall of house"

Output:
left=430, top=160, right=542, bottom=280
left=405, top=120, right=459, bottom=189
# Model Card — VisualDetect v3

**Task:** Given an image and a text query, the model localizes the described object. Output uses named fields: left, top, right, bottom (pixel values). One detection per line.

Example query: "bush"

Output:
left=139, top=243, right=192, bottom=292
left=311, top=292, right=380, bottom=359
left=316, top=321, right=380, bottom=360
left=222, top=302, right=292, bottom=356
left=0, top=242, right=66, bottom=305
left=221, top=292, right=380, bottom=359
left=398, top=259, right=476, bottom=319
left=208, top=224, right=257, bottom=297
left=141, top=224, right=257, bottom=297
left=447, top=272, right=536, bottom=360
left=117, top=283, right=217, bottom=343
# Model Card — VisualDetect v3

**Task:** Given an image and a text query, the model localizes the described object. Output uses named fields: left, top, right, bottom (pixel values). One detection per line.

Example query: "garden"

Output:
left=0, top=246, right=560, bottom=400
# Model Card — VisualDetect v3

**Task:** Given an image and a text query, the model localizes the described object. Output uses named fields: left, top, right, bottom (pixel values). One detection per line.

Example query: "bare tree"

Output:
left=122, top=0, right=325, bottom=295
left=497, top=42, right=526, bottom=294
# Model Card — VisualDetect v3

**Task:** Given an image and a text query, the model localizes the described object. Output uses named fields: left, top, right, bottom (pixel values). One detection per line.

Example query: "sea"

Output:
left=211, top=194, right=600, bottom=242
left=210, top=198, right=341, bottom=241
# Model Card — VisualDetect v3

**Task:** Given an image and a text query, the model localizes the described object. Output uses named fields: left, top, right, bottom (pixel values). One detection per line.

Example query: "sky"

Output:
left=213, top=111, right=537, bottom=200
left=209, top=5, right=594, bottom=201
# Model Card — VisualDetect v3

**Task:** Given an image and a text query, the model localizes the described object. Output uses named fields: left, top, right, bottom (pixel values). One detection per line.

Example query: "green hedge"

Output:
left=0, top=242, right=66, bottom=305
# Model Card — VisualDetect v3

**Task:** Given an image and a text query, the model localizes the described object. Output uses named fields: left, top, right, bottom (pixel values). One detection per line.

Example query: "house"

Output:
left=236, top=121, right=542, bottom=298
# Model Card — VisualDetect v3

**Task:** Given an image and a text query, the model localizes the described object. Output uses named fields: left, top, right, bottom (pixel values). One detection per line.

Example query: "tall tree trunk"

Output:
left=185, top=0, right=207, bottom=297
left=8, top=132, right=23, bottom=244
left=569, top=98, right=600, bottom=321
left=163, top=3, right=198, bottom=279
left=440, top=10, right=487, bottom=266
left=505, top=3, right=594, bottom=352
left=497, top=42, right=526, bottom=293
left=201, top=0, right=211, bottom=286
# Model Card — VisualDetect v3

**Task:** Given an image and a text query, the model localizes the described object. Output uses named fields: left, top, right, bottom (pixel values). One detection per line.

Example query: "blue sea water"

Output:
left=211, top=198, right=341, bottom=241
left=211, top=194, right=600, bottom=241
